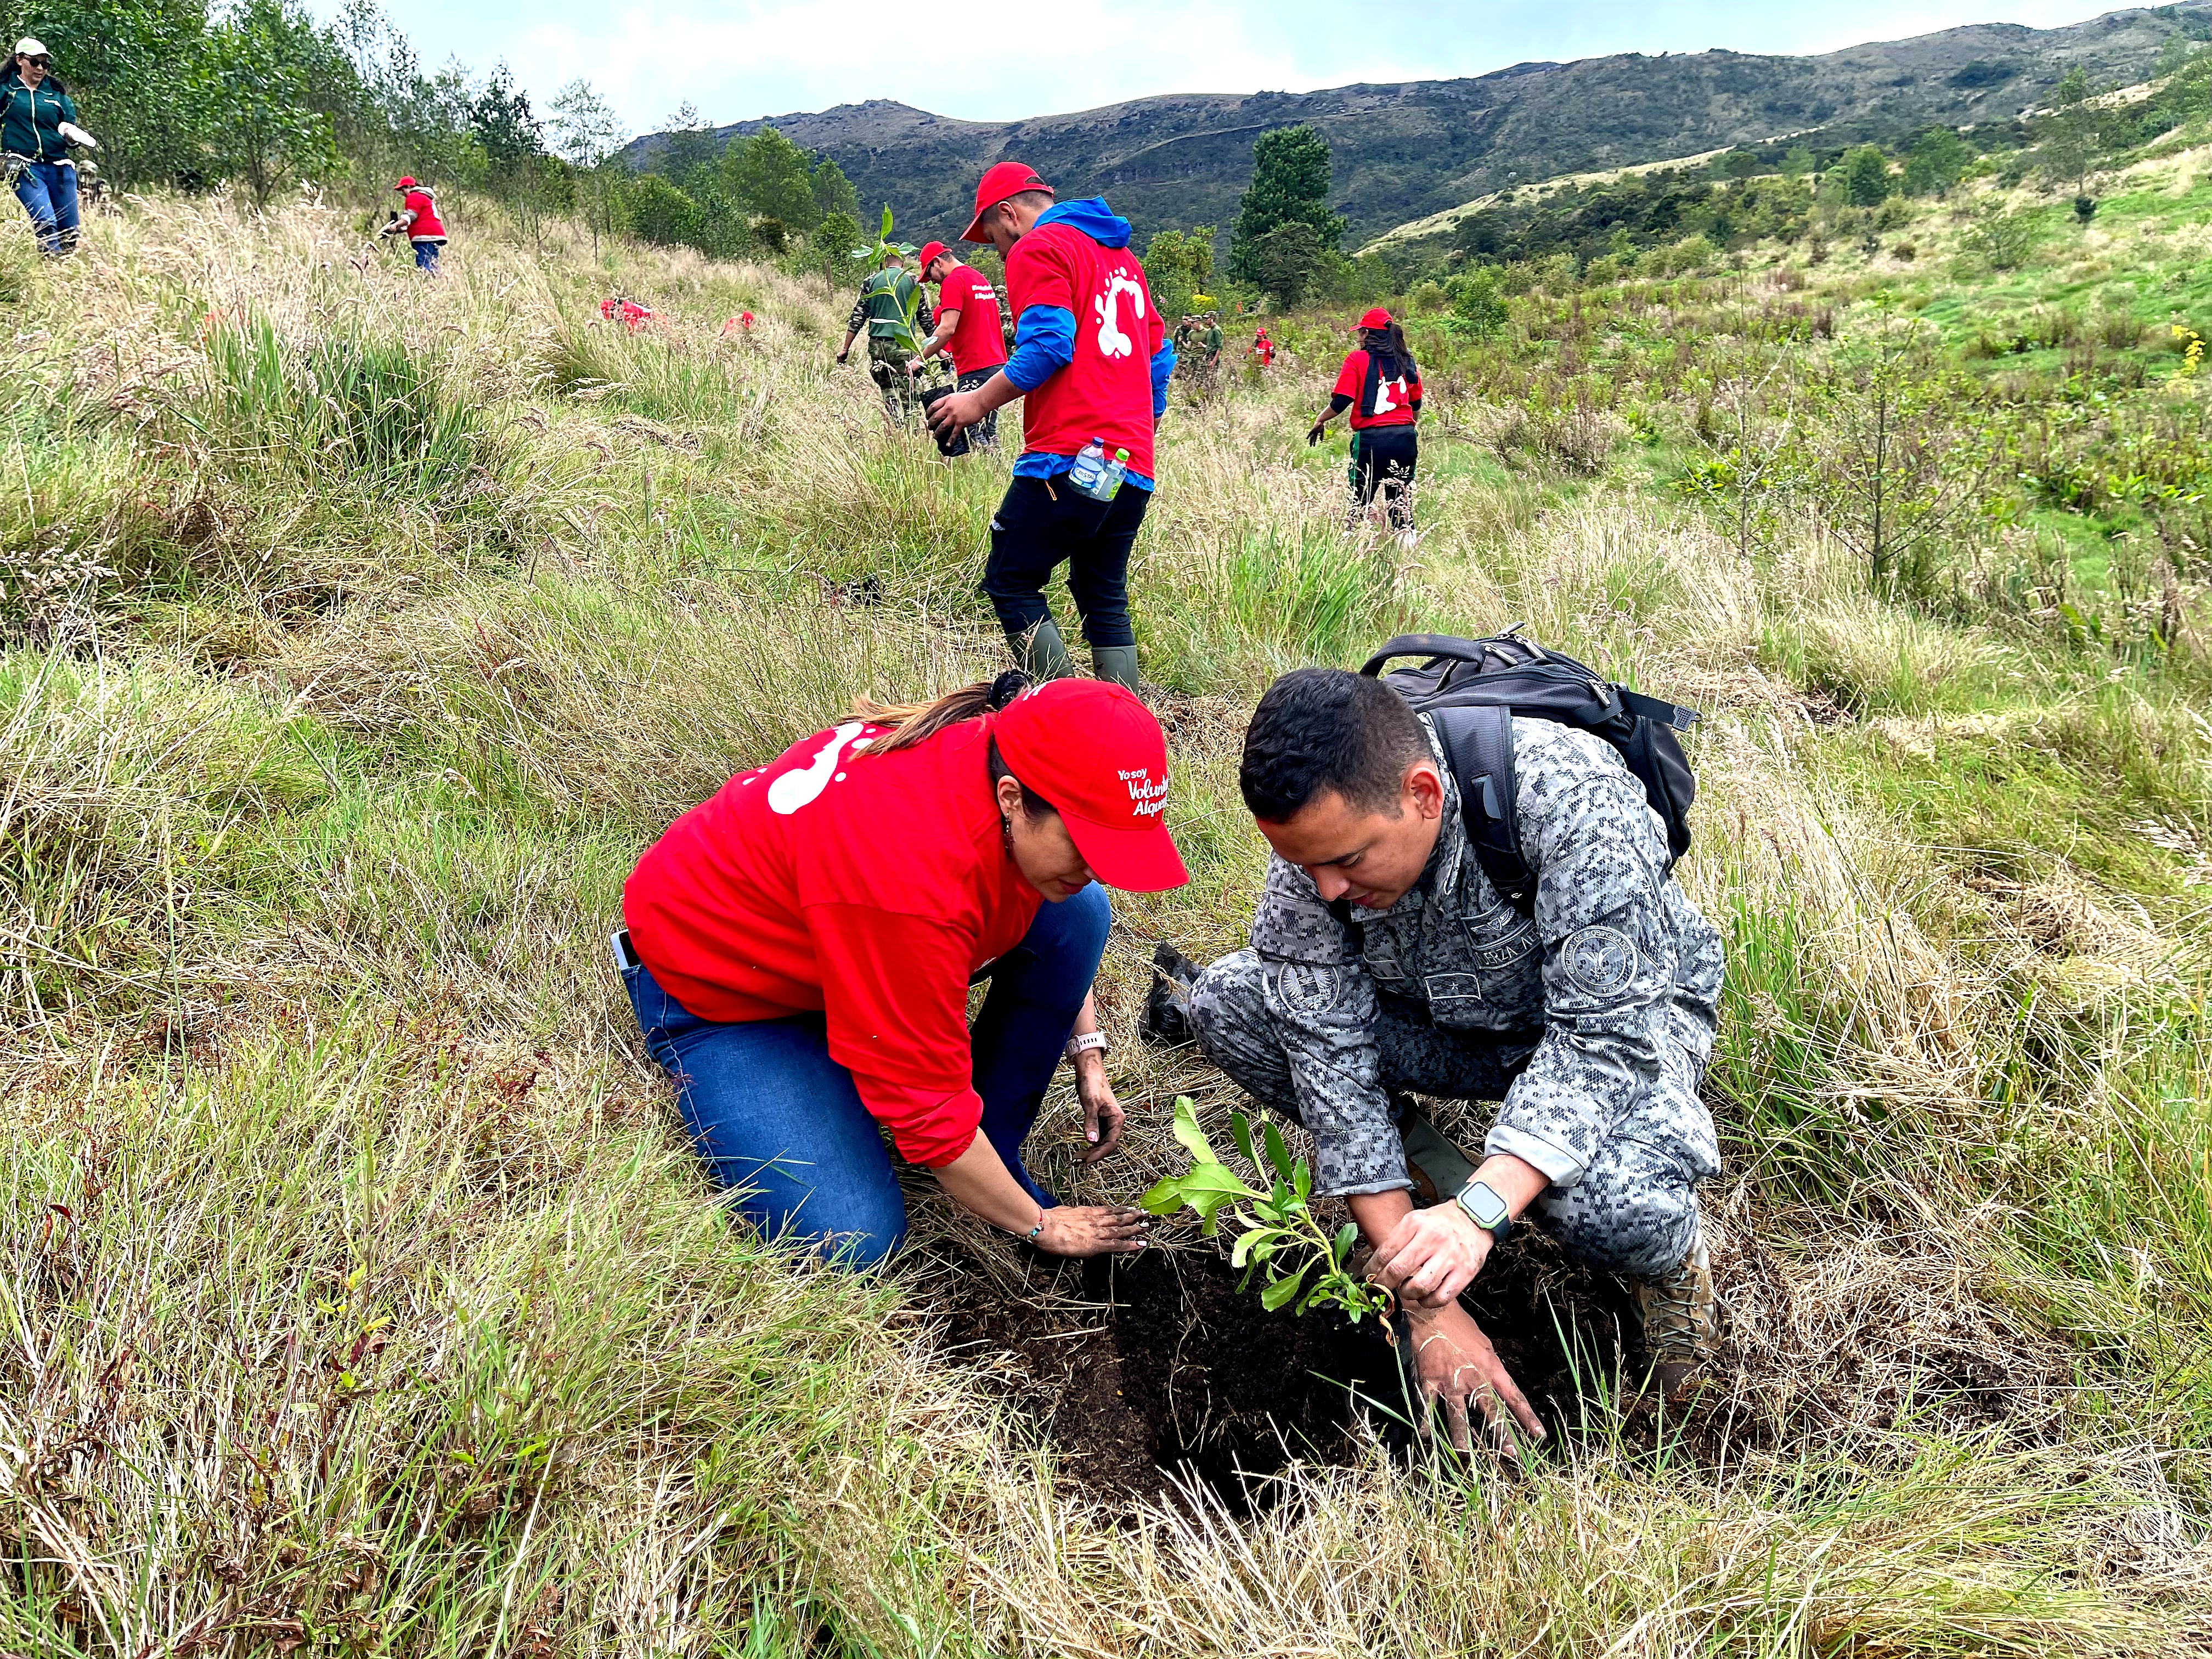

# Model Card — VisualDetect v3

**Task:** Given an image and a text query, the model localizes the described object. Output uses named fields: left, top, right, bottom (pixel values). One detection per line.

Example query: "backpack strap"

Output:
left=1359, top=633, right=1530, bottom=678
left=1430, top=705, right=1536, bottom=916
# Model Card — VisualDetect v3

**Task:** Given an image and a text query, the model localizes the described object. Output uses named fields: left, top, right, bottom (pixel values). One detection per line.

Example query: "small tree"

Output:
left=1902, top=127, right=1971, bottom=196
left=627, top=173, right=699, bottom=247
left=813, top=208, right=862, bottom=280
left=2052, top=64, right=2092, bottom=107
left=1229, top=125, right=1346, bottom=284
left=723, top=126, right=816, bottom=228
left=1143, top=224, right=1216, bottom=320
left=199, top=0, right=341, bottom=211
left=810, top=156, right=857, bottom=230
left=654, top=102, right=718, bottom=187
left=1839, top=144, right=1893, bottom=207
left=549, top=78, right=626, bottom=258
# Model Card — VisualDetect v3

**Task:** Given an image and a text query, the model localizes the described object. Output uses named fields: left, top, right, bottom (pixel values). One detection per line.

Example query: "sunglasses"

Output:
left=22, top=56, right=49, bottom=66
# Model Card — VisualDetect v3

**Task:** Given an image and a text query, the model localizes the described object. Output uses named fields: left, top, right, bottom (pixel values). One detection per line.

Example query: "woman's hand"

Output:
left=1035, top=1204, right=1148, bottom=1256
left=1073, top=1053, right=1125, bottom=1164
left=1306, top=421, right=1327, bottom=445
left=1407, top=1302, right=1545, bottom=1457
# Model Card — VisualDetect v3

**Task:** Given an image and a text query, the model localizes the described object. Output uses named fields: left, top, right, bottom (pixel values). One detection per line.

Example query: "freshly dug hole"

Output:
left=927, top=1228, right=1643, bottom=1508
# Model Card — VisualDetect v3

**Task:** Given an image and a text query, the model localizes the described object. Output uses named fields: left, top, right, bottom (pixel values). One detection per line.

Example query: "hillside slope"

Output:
left=630, top=2, right=2210, bottom=244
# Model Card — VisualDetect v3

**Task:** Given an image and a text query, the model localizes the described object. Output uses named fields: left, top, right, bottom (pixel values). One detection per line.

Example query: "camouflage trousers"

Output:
left=867, top=341, right=918, bottom=422
left=1188, top=948, right=1710, bottom=1280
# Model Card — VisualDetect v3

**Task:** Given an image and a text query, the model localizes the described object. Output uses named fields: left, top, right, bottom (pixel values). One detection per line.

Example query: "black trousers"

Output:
left=955, top=366, right=1001, bottom=447
left=984, top=473, right=1150, bottom=649
left=1352, top=425, right=1418, bottom=526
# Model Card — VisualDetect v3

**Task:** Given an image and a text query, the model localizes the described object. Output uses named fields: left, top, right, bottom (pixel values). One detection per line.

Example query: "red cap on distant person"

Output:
left=993, top=680, right=1187, bottom=892
left=916, top=240, right=949, bottom=272
left=1358, top=307, right=1393, bottom=329
left=394, top=177, right=417, bottom=190
left=961, top=161, right=1053, bottom=242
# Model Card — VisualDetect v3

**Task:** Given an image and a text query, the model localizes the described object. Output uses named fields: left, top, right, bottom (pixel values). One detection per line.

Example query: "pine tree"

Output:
left=1228, top=126, right=1346, bottom=285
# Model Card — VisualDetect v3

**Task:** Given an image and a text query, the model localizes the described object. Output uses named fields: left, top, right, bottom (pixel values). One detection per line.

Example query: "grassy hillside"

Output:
left=627, top=2, right=2210, bottom=246
left=1, top=161, right=2209, bottom=1655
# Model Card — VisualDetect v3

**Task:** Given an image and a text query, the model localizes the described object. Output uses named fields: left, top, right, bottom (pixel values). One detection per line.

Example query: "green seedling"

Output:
left=1140, top=1097, right=1394, bottom=1323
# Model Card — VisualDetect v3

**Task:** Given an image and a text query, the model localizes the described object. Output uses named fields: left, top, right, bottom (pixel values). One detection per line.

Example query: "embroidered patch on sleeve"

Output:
left=1562, top=924, right=1638, bottom=998
left=1272, top=962, right=1341, bottom=1016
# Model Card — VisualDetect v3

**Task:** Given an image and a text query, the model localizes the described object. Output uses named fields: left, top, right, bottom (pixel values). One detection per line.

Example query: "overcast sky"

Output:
left=338, top=0, right=2102, bottom=137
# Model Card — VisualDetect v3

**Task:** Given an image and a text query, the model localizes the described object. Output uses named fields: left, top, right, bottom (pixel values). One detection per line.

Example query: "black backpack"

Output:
left=1358, top=630, right=1701, bottom=916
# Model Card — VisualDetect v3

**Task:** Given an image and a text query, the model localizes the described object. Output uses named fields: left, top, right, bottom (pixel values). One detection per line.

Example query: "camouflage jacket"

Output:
left=1248, top=717, right=1725, bottom=1196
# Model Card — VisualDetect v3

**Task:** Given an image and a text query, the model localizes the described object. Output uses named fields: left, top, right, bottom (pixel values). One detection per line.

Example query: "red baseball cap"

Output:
left=394, top=177, right=417, bottom=190
left=1358, top=307, right=1393, bottom=329
left=916, top=240, right=949, bottom=272
left=962, top=161, right=1053, bottom=242
left=993, top=680, right=1187, bottom=891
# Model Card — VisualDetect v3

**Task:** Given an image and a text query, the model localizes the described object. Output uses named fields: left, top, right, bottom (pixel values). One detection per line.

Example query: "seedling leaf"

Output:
left=1171, top=1096, right=1219, bottom=1165
left=1260, top=1263, right=1311, bottom=1312
left=1262, top=1121, right=1293, bottom=1182
left=1231, top=1110, right=1257, bottom=1167
left=1333, top=1221, right=1359, bottom=1266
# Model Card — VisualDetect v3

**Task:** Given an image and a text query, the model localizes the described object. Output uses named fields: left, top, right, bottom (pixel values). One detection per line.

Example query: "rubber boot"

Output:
left=1395, top=1096, right=1479, bottom=1203
left=1091, top=644, right=1141, bottom=691
left=1010, top=618, right=1075, bottom=681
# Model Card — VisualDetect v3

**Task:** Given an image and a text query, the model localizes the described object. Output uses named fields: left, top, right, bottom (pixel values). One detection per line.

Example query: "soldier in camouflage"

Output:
left=1165, top=667, right=1724, bottom=1448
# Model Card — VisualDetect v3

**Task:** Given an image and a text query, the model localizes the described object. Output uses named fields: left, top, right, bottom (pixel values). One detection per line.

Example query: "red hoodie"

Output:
left=399, top=187, right=447, bottom=245
left=622, top=715, right=1043, bottom=1168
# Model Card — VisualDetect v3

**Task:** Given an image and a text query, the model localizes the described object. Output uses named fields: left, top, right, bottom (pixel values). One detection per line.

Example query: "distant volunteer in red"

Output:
left=1307, top=307, right=1424, bottom=530
left=911, top=238, right=1008, bottom=448
left=926, top=162, right=1176, bottom=692
left=618, top=673, right=1188, bottom=1267
left=383, top=177, right=448, bottom=274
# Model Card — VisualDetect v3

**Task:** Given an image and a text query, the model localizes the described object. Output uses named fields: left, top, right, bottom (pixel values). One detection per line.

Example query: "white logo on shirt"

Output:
left=768, top=723, right=867, bottom=815
left=1371, top=376, right=1408, bottom=416
left=1092, top=271, right=1147, bottom=359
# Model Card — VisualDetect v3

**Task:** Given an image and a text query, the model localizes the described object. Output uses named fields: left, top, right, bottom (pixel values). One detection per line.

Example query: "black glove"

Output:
left=1306, top=423, right=1325, bottom=446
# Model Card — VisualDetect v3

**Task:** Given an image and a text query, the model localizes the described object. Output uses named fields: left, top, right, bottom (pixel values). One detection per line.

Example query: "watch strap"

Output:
left=1455, top=1178, right=1514, bottom=1245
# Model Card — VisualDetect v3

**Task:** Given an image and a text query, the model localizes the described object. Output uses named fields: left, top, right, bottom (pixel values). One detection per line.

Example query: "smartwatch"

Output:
left=1455, top=1178, right=1513, bottom=1245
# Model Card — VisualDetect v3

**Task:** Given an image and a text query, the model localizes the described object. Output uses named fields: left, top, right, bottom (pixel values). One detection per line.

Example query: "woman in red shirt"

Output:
left=619, top=673, right=1187, bottom=1266
left=1307, top=307, right=1424, bottom=532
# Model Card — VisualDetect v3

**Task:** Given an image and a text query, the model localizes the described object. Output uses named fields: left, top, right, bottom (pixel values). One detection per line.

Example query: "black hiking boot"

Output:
left=1139, top=942, right=1201, bottom=1047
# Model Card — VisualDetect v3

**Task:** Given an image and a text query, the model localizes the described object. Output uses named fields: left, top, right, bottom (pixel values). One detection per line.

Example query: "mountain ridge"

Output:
left=625, top=4, right=2212, bottom=247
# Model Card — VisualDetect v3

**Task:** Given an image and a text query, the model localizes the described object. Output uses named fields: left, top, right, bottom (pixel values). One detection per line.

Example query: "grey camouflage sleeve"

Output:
left=1488, top=731, right=1677, bottom=1187
left=1249, top=860, right=1412, bottom=1197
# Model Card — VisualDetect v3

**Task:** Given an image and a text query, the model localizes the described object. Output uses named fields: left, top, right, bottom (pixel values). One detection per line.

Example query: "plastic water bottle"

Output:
left=1068, top=436, right=1108, bottom=497
left=1095, top=447, right=1131, bottom=502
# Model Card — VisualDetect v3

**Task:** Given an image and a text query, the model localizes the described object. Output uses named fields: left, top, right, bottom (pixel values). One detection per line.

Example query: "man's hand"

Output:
left=1371, top=1199, right=1493, bottom=1311
left=1073, top=1055, right=1125, bottom=1164
left=836, top=348, right=850, bottom=365
left=928, top=390, right=985, bottom=435
left=1407, top=1302, right=1544, bottom=1455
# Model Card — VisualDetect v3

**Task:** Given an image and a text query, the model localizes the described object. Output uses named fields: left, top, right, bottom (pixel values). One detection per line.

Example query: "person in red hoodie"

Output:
left=618, top=672, right=1188, bottom=1267
left=381, top=177, right=448, bottom=274
left=910, top=238, right=1008, bottom=449
left=1307, top=307, right=1424, bottom=532
left=926, top=163, right=1175, bottom=692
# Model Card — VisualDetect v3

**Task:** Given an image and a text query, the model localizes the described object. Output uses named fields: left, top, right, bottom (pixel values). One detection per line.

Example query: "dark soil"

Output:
left=930, top=1223, right=1643, bottom=1509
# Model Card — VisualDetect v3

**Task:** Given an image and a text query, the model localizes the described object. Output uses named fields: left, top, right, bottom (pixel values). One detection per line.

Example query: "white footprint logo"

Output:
left=1092, top=273, right=1146, bottom=359
left=769, top=723, right=868, bottom=815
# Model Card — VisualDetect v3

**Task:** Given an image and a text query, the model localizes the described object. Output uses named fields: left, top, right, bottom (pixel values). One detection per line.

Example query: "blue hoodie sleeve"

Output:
left=1004, top=306, right=1076, bottom=392
left=1150, top=338, right=1176, bottom=418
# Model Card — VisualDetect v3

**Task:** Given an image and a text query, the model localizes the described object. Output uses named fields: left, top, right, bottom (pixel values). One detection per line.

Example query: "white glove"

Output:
left=58, top=122, right=96, bottom=150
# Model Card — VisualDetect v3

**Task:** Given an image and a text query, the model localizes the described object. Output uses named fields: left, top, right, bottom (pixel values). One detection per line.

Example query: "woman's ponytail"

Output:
left=853, top=669, right=1033, bottom=754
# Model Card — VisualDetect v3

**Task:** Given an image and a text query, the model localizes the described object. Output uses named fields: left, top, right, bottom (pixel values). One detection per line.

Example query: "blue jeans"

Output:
left=413, top=241, right=441, bottom=273
left=624, top=882, right=1111, bottom=1268
left=12, top=160, right=77, bottom=255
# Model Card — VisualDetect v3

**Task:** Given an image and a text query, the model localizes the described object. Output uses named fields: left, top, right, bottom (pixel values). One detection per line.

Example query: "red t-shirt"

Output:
left=622, top=716, right=1043, bottom=1169
left=935, top=261, right=1007, bottom=375
left=1333, top=348, right=1422, bottom=430
left=1007, top=222, right=1164, bottom=476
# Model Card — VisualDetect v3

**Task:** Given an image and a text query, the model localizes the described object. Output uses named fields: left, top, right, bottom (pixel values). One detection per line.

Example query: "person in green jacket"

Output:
left=2, top=38, right=93, bottom=255
left=837, top=251, right=933, bottom=422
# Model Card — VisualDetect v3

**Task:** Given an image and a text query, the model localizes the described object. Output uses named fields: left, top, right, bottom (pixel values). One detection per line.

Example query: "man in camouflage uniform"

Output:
left=1163, top=667, right=1724, bottom=1447
left=837, top=251, right=933, bottom=423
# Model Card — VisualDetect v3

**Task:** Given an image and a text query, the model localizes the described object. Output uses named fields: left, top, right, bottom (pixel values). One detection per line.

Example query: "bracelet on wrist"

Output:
left=1023, top=1210, right=1046, bottom=1242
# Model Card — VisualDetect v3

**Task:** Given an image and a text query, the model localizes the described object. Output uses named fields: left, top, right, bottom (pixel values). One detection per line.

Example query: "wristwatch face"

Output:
left=1458, top=1180, right=1510, bottom=1233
